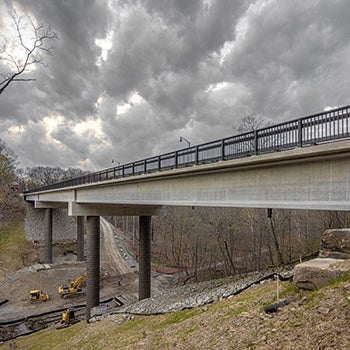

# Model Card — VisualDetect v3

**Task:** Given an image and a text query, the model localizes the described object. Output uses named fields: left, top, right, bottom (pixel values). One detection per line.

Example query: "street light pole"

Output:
left=179, top=136, right=191, bottom=148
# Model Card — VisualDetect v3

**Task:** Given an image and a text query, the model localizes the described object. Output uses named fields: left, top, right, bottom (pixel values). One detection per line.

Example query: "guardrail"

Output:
left=24, top=105, right=350, bottom=194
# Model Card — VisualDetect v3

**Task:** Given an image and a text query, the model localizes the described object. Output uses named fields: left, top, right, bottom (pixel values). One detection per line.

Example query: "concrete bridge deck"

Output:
left=25, top=139, right=350, bottom=213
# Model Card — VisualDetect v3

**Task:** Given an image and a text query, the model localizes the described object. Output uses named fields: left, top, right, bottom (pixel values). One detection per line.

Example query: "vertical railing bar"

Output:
left=221, top=140, right=225, bottom=161
left=175, top=151, right=178, bottom=168
left=254, top=130, right=258, bottom=155
left=298, top=119, right=302, bottom=147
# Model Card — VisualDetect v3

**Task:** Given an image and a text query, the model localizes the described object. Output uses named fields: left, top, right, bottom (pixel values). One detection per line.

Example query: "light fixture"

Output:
left=179, top=136, right=191, bottom=148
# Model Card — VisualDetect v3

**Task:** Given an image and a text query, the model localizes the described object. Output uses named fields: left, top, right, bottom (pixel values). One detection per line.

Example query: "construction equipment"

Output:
left=56, top=308, right=79, bottom=329
left=58, top=275, right=86, bottom=298
left=62, top=308, right=78, bottom=324
left=29, top=290, right=49, bottom=303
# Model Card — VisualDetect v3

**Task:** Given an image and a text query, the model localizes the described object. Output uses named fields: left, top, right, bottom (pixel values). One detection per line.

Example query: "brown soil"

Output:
left=0, top=236, right=141, bottom=323
left=1, top=222, right=349, bottom=349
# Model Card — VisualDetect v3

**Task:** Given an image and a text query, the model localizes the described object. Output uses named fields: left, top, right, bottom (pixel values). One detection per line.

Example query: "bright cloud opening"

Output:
left=117, top=92, right=144, bottom=115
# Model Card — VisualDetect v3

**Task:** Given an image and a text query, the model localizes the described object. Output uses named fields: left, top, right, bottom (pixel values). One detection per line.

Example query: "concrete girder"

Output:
left=34, top=201, right=68, bottom=209
left=68, top=202, right=165, bottom=217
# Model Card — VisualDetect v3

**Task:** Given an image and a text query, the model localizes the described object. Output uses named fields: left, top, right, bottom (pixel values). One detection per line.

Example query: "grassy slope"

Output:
left=2, top=273, right=350, bottom=350
left=0, top=221, right=31, bottom=279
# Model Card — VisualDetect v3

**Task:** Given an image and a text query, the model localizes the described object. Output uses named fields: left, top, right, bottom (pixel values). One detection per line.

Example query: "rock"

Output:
left=319, top=229, right=350, bottom=259
left=293, top=258, right=350, bottom=290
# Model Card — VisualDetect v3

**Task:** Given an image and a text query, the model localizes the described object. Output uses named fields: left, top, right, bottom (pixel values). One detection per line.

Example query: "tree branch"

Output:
left=0, top=11, right=58, bottom=95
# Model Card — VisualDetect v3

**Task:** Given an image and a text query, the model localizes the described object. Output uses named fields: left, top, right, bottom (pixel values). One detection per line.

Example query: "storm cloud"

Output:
left=1, top=0, right=349, bottom=170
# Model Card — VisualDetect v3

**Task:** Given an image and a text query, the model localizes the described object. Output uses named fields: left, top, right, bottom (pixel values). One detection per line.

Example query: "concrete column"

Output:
left=139, top=215, right=151, bottom=300
left=86, top=216, right=100, bottom=321
left=77, top=216, right=85, bottom=261
left=44, top=208, right=53, bottom=264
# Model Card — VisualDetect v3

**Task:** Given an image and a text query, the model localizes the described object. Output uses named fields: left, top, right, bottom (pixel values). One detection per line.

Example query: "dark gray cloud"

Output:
left=1, top=0, right=350, bottom=171
left=224, top=0, right=350, bottom=119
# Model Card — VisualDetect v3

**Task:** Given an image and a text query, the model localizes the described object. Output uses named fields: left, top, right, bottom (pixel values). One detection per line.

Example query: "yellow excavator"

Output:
left=58, top=275, right=86, bottom=298
left=29, top=290, right=49, bottom=303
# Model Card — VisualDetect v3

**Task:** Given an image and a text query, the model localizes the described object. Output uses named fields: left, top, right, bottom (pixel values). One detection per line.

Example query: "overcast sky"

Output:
left=1, top=0, right=349, bottom=171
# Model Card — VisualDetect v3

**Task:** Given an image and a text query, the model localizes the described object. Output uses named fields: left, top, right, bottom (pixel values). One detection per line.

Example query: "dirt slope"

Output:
left=2, top=273, right=350, bottom=349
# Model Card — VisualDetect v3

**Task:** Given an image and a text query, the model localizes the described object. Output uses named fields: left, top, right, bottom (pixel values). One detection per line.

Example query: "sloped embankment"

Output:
left=2, top=271, right=350, bottom=350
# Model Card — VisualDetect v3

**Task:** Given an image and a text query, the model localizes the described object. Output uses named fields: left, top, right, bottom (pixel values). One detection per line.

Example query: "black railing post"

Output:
left=221, top=139, right=225, bottom=161
left=195, top=146, right=199, bottom=165
left=158, top=156, right=161, bottom=171
left=298, top=118, right=303, bottom=147
left=144, top=159, right=147, bottom=174
left=254, top=130, right=258, bottom=155
left=132, top=163, right=135, bottom=176
left=175, top=151, right=178, bottom=168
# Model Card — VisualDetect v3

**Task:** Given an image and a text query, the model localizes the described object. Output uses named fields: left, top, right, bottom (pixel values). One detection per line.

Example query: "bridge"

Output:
left=23, top=105, right=350, bottom=320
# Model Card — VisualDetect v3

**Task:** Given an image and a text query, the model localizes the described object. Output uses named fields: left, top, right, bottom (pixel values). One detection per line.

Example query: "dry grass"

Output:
left=0, top=221, right=32, bottom=279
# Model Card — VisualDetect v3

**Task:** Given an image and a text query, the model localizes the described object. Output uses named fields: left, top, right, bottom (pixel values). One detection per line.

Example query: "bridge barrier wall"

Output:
left=25, top=202, right=76, bottom=242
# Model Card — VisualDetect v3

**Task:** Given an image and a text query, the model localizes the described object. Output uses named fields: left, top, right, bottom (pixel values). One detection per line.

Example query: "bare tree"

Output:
left=0, top=11, right=57, bottom=95
left=0, top=139, right=25, bottom=221
left=0, top=138, right=17, bottom=186
left=234, top=113, right=276, bottom=153
left=235, top=113, right=271, bottom=134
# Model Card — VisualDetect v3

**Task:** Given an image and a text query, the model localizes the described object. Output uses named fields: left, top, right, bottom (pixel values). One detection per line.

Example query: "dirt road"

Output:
left=100, top=217, right=135, bottom=275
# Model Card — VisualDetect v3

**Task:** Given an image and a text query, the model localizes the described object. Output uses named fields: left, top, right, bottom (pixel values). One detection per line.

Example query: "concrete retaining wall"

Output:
left=25, top=202, right=76, bottom=241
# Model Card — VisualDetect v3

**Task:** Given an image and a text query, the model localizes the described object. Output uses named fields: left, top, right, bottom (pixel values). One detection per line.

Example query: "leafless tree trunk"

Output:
left=268, top=213, right=284, bottom=266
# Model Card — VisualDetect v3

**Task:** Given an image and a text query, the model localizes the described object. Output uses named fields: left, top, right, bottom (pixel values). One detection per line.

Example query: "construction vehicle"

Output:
left=56, top=308, right=79, bottom=329
left=29, top=290, right=49, bottom=303
left=58, top=275, right=86, bottom=298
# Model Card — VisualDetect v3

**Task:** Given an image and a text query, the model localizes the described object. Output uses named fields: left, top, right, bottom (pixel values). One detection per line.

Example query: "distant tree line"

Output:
left=0, top=137, right=88, bottom=223
left=118, top=206, right=350, bottom=284
left=0, top=138, right=24, bottom=221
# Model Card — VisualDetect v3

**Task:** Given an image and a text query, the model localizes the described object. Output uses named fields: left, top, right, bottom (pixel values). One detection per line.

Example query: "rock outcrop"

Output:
left=294, top=229, right=350, bottom=290
left=318, top=228, right=350, bottom=259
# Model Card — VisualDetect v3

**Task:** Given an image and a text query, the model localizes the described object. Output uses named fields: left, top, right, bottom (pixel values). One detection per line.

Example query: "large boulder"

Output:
left=319, top=228, right=350, bottom=259
left=293, top=258, right=350, bottom=290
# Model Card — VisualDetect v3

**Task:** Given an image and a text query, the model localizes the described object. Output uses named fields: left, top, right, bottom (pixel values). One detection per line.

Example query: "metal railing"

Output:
left=24, top=105, right=350, bottom=194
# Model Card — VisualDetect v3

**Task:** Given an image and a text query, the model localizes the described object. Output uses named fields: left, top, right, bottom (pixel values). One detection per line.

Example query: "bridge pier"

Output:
left=77, top=216, right=85, bottom=261
left=86, top=215, right=100, bottom=321
left=139, top=215, right=151, bottom=300
left=44, top=208, right=53, bottom=264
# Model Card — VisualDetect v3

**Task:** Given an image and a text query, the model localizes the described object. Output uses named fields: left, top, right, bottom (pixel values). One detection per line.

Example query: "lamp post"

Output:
left=179, top=136, right=191, bottom=148
left=112, top=159, right=121, bottom=177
